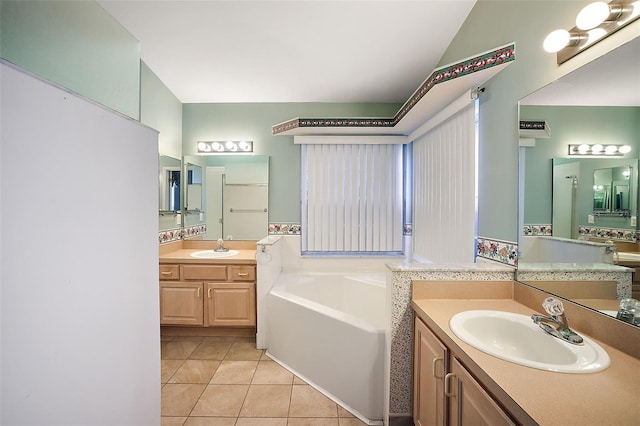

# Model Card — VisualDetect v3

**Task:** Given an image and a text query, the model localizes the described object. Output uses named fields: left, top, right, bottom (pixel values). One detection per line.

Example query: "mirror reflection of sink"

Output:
left=190, top=249, right=239, bottom=259
left=449, top=310, right=610, bottom=373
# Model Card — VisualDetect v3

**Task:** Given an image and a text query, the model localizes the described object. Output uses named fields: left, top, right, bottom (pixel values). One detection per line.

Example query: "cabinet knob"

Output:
left=196, top=288, right=201, bottom=298
left=237, top=272, right=249, bottom=277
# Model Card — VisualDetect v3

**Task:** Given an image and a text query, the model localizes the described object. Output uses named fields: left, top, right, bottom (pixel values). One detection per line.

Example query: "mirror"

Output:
left=185, top=162, right=203, bottom=211
left=159, top=155, right=181, bottom=232
left=183, top=155, right=269, bottom=241
left=518, top=35, right=640, bottom=323
left=593, top=166, right=632, bottom=216
left=159, top=155, right=181, bottom=212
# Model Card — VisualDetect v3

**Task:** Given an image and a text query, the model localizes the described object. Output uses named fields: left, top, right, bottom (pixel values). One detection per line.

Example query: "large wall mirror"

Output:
left=183, top=155, right=269, bottom=241
left=517, top=35, right=640, bottom=323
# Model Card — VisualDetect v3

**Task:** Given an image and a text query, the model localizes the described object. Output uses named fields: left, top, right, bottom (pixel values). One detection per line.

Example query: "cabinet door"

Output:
left=414, top=317, right=448, bottom=426
left=206, top=283, right=256, bottom=326
left=446, top=357, right=515, bottom=426
left=159, top=282, right=204, bottom=325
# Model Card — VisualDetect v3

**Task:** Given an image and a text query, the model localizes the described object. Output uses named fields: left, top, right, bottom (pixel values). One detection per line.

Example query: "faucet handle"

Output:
left=542, top=297, right=565, bottom=316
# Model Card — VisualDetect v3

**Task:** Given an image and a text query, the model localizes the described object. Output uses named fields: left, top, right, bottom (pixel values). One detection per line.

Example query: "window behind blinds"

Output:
left=301, top=143, right=403, bottom=254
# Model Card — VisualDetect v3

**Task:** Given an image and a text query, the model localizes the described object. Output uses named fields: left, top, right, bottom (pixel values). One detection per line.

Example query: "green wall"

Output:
left=141, top=62, right=183, bottom=159
left=521, top=105, right=640, bottom=228
left=0, top=1, right=141, bottom=120
left=437, top=0, right=639, bottom=242
left=182, top=103, right=401, bottom=224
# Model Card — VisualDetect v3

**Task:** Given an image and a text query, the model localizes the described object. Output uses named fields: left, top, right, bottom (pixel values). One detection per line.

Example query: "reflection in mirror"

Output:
left=185, top=162, right=203, bottom=211
left=183, top=155, right=269, bottom=241
left=518, top=36, right=640, bottom=325
left=159, top=155, right=181, bottom=212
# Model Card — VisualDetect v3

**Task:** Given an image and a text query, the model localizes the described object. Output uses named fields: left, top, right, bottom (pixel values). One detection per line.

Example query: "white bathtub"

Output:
left=266, top=271, right=386, bottom=424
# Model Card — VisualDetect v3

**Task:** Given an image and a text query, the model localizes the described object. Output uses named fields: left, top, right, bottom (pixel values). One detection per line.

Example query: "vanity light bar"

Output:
left=197, top=140, right=253, bottom=154
left=543, top=0, right=640, bottom=64
left=568, top=143, right=631, bottom=156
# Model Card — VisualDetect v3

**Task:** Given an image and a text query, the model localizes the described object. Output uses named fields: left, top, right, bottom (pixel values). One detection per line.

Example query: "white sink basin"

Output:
left=449, top=310, right=610, bottom=373
left=190, top=249, right=239, bottom=259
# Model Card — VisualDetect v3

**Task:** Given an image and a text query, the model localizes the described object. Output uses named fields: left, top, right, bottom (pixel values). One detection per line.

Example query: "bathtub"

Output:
left=266, top=271, right=386, bottom=424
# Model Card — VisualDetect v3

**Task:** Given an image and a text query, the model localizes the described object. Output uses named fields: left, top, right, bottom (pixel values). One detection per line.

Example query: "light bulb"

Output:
left=605, top=145, right=618, bottom=154
left=543, top=29, right=571, bottom=52
left=578, top=144, right=590, bottom=154
left=576, top=1, right=610, bottom=30
left=619, top=145, right=632, bottom=154
left=197, top=142, right=209, bottom=152
left=591, top=144, right=603, bottom=154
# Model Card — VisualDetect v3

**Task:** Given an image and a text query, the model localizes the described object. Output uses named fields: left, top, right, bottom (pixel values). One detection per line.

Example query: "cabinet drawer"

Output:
left=229, top=265, right=256, bottom=281
left=182, top=265, right=228, bottom=281
left=159, top=264, right=180, bottom=280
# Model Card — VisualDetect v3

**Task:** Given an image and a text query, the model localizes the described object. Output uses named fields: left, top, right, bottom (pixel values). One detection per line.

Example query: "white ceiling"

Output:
left=520, top=36, right=640, bottom=106
left=97, top=0, right=476, bottom=104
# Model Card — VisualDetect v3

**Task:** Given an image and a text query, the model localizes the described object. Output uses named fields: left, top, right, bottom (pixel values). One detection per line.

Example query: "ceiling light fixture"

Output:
left=197, top=140, right=253, bottom=154
left=568, top=143, right=632, bottom=156
left=544, top=0, right=639, bottom=63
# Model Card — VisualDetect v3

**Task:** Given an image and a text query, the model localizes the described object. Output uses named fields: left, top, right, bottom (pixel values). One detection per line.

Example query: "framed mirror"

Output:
left=517, top=36, right=640, bottom=324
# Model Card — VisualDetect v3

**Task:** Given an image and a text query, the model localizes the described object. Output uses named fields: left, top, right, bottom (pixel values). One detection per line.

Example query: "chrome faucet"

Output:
left=531, top=297, right=584, bottom=345
left=215, top=238, right=228, bottom=252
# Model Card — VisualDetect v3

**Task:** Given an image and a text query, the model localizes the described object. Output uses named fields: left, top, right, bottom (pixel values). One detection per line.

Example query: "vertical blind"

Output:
left=301, top=143, right=403, bottom=253
left=412, top=102, right=477, bottom=263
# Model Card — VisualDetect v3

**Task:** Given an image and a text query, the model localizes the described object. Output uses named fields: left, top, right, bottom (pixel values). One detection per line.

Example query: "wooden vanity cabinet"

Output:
left=414, top=316, right=515, bottom=426
left=159, top=263, right=256, bottom=327
left=159, top=282, right=204, bottom=325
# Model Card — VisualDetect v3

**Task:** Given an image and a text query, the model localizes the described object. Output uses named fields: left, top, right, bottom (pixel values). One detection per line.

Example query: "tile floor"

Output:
left=161, top=335, right=368, bottom=425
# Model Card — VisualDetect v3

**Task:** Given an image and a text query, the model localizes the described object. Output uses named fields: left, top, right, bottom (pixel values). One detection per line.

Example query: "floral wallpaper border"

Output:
left=523, top=224, right=638, bottom=242
left=476, top=236, right=518, bottom=267
left=579, top=226, right=638, bottom=242
left=268, top=223, right=301, bottom=235
left=158, top=224, right=207, bottom=244
left=523, top=224, right=552, bottom=236
left=273, top=44, right=515, bottom=134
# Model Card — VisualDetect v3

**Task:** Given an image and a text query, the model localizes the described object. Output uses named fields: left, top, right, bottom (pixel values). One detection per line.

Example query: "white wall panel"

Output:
left=1, top=62, right=160, bottom=425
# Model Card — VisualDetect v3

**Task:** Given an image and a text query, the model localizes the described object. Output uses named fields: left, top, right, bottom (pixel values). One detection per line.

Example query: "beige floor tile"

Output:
left=169, top=360, right=220, bottom=384
left=236, top=418, right=288, bottom=426
left=239, top=384, right=292, bottom=418
left=210, top=360, right=258, bottom=384
left=161, top=416, right=187, bottom=426
left=162, top=341, right=201, bottom=360
left=338, top=418, right=367, bottom=426
left=190, top=384, right=249, bottom=417
left=202, top=336, right=236, bottom=342
left=162, top=360, right=185, bottom=383
left=293, top=376, right=307, bottom=385
left=189, top=341, right=233, bottom=360
left=225, top=341, right=264, bottom=360
left=161, top=383, right=207, bottom=416
left=287, top=419, right=340, bottom=426
left=183, top=417, right=237, bottom=426
left=288, top=385, right=338, bottom=418
left=337, top=407, right=355, bottom=418
left=252, top=360, right=294, bottom=385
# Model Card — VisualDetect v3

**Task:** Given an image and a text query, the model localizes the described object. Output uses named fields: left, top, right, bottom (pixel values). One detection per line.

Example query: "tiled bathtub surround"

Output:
left=517, top=262, right=632, bottom=300
left=386, top=263, right=514, bottom=416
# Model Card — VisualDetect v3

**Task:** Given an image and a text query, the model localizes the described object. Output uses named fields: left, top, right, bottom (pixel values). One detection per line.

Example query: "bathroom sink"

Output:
left=190, top=249, right=239, bottom=259
left=449, top=310, right=610, bottom=373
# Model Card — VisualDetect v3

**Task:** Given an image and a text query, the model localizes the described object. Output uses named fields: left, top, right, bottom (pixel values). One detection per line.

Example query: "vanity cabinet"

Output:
left=159, top=263, right=256, bottom=327
left=414, top=317, right=515, bottom=426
